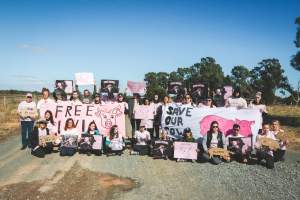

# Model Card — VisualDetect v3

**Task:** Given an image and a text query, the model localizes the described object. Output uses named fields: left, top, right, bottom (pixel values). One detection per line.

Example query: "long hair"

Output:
left=45, top=110, right=54, bottom=125
left=64, top=118, right=76, bottom=131
left=87, top=121, right=98, bottom=133
left=208, top=121, right=221, bottom=134
left=109, top=125, right=118, bottom=140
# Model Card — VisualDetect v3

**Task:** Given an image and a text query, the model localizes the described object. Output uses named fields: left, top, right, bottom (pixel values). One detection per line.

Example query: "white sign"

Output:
left=75, top=72, right=94, bottom=85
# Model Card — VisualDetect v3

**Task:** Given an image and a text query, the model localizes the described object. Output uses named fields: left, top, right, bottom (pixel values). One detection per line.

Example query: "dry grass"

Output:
left=268, top=105, right=300, bottom=118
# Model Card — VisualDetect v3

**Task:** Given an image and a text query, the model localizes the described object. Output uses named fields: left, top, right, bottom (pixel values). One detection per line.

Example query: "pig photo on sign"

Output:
left=95, top=105, right=122, bottom=129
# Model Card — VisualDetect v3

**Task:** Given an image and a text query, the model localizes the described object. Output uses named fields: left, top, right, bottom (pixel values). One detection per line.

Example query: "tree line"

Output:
left=144, top=17, right=300, bottom=106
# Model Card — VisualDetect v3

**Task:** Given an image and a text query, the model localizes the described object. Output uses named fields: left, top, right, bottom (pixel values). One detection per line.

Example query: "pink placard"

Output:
left=127, top=81, right=146, bottom=94
left=134, top=104, right=154, bottom=119
left=40, top=102, right=125, bottom=137
left=75, top=72, right=94, bottom=85
left=174, top=142, right=198, bottom=160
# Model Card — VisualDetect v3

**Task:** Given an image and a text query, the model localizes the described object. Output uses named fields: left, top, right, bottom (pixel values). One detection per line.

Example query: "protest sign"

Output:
left=92, top=135, right=103, bottom=150
left=174, top=142, right=198, bottom=160
left=259, top=137, right=280, bottom=150
left=19, top=106, right=37, bottom=118
left=55, top=80, right=73, bottom=94
left=75, top=72, right=94, bottom=85
left=100, top=80, right=119, bottom=94
left=168, top=81, right=183, bottom=95
left=151, top=140, right=171, bottom=158
left=127, top=81, right=146, bottom=94
left=39, top=102, right=126, bottom=137
left=208, top=148, right=230, bottom=160
left=134, top=104, right=155, bottom=119
left=61, top=135, right=78, bottom=148
left=224, top=86, right=233, bottom=100
left=39, top=135, right=59, bottom=145
left=162, top=105, right=262, bottom=142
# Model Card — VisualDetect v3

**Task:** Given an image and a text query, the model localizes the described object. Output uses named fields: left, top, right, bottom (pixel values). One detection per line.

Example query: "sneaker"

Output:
left=130, top=151, right=139, bottom=155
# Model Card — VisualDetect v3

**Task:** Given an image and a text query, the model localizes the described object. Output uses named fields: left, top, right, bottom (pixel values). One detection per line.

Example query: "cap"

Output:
left=26, top=93, right=33, bottom=97
left=37, top=119, right=48, bottom=124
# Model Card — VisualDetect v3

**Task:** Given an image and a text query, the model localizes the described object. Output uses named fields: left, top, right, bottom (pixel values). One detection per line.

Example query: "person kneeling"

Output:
left=30, top=120, right=53, bottom=158
left=131, top=123, right=151, bottom=155
left=105, top=125, right=125, bottom=156
left=201, top=121, right=228, bottom=165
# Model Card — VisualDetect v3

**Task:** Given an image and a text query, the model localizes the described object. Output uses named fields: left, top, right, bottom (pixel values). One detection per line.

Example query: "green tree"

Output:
left=198, top=57, right=225, bottom=94
left=144, top=72, right=168, bottom=99
left=250, top=59, right=290, bottom=104
left=291, top=17, right=300, bottom=71
left=230, top=65, right=252, bottom=97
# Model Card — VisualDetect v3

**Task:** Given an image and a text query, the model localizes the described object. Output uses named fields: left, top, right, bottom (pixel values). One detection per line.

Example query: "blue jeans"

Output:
left=20, top=121, right=34, bottom=147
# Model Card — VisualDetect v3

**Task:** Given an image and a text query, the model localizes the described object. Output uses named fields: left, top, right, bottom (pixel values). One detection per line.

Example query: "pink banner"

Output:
left=134, top=104, right=154, bottom=119
left=39, top=102, right=125, bottom=137
left=174, top=142, right=198, bottom=160
left=127, top=81, right=146, bottom=94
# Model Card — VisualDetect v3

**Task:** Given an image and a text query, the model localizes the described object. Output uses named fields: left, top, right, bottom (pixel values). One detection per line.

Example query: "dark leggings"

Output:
left=60, top=146, right=77, bottom=156
left=274, top=149, right=286, bottom=162
left=256, top=150, right=274, bottom=169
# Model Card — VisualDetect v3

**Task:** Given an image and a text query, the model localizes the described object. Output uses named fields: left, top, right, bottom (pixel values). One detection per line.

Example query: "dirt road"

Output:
left=0, top=135, right=299, bottom=200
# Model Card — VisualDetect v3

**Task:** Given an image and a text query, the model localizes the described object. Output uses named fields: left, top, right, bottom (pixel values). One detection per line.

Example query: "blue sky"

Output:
left=0, top=0, right=299, bottom=92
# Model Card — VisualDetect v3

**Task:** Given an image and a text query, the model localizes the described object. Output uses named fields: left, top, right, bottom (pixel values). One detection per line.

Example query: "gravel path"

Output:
left=0, top=135, right=299, bottom=200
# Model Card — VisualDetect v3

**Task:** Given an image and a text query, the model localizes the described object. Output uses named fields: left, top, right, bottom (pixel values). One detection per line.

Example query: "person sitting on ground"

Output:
left=201, top=121, right=228, bottom=165
left=255, top=123, right=277, bottom=169
left=225, top=88, right=247, bottom=109
left=271, top=120, right=288, bottom=162
left=131, top=123, right=151, bottom=155
left=30, top=120, right=53, bottom=158
left=198, top=97, right=216, bottom=108
left=150, top=128, right=173, bottom=159
left=226, top=124, right=250, bottom=163
left=177, top=128, right=197, bottom=162
left=75, top=80, right=97, bottom=104
left=79, top=121, right=101, bottom=156
left=105, top=125, right=125, bottom=156
left=60, top=118, right=80, bottom=156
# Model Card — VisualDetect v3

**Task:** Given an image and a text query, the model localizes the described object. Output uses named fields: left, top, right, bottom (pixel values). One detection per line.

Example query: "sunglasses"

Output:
left=27, top=96, right=32, bottom=98
left=212, top=126, right=218, bottom=128
left=234, top=128, right=239, bottom=131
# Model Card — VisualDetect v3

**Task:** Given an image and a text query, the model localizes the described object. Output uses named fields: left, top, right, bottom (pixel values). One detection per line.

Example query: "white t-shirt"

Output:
left=61, top=128, right=80, bottom=136
left=210, top=133, right=219, bottom=148
left=38, top=128, right=48, bottom=137
left=249, top=103, right=267, bottom=113
left=226, top=97, right=247, bottom=108
left=135, top=130, right=151, bottom=145
left=37, top=98, right=55, bottom=110
left=17, top=101, right=37, bottom=121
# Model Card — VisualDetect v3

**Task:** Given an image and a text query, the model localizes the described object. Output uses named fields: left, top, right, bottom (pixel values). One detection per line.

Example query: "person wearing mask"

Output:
left=53, top=81, right=67, bottom=102
left=271, top=120, right=288, bottom=162
left=202, top=121, right=227, bottom=165
left=37, top=88, right=55, bottom=116
left=60, top=118, right=80, bottom=156
left=17, top=93, right=37, bottom=150
left=255, top=123, right=277, bottom=169
left=225, top=88, right=247, bottom=109
left=30, top=120, right=54, bottom=158
left=105, top=125, right=125, bottom=156
left=75, top=80, right=97, bottom=104
left=131, top=123, right=151, bottom=155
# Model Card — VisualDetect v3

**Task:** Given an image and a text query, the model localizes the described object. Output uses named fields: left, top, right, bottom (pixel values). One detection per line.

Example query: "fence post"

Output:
left=3, top=96, right=6, bottom=110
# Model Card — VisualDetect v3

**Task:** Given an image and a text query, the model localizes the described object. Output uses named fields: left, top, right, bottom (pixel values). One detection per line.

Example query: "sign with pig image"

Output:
left=39, top=102, right=125, bottom=137
left=162, top=105, right=262, bottom=143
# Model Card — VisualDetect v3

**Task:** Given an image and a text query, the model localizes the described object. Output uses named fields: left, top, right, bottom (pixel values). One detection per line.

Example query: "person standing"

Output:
left=225, top=88, right=247, bottom=109
left=75, top=80, right=97, bottom=104
left=17, top=93, right=37, bottom=150
left=37, top=88, right=55, bottom=116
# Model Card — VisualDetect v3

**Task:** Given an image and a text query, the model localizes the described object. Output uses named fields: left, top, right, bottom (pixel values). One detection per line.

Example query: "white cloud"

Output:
left=18, top=44, right=48, bottom=53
